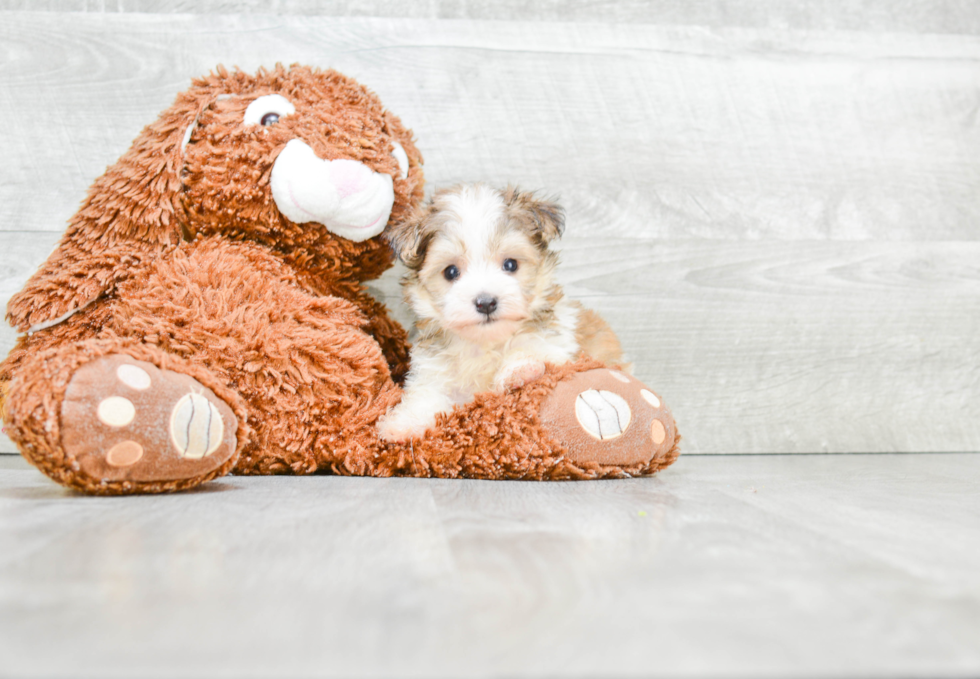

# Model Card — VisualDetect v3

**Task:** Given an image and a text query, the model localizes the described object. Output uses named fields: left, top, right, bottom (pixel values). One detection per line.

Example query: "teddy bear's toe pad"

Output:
left=60, top=355, right=237, bottom=484
left=540, top=368, right=676, bottom=467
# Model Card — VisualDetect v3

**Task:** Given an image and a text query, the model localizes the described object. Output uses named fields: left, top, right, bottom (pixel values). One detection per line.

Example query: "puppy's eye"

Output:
left=443, top=264, right=460, bottom=282
left=502, top=258, right=519, bottom=273
left=243, top=94, right=296, bottom=127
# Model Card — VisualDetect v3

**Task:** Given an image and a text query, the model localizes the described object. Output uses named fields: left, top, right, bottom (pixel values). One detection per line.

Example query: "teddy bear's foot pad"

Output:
left=61, top=355, right=238, bottom=485
left=540, top=368, right=676, bottom=468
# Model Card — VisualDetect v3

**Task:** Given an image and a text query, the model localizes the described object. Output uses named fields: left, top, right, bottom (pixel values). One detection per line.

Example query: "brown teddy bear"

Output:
left=0, top=64, right=679, bottom=495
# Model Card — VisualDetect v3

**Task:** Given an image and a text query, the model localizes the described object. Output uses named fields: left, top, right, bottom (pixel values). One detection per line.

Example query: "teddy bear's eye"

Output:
left=391, top=141, right=409, bottom=180
left=443, top=264, right=460, bottom=282
left=502, top=258, right=519, bottom=273
left=243, top=94, right=296, bottom=127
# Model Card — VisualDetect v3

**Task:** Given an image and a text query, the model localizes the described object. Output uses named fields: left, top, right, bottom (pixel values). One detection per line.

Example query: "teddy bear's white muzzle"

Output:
left=270, top=139, right=395, bottom=242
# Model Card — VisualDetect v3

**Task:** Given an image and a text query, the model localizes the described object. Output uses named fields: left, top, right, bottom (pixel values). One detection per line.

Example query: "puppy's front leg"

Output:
left=377, top=385, right=456, bottom=442
left=378, top=351, right=458, bottom=442
left=494, top=356, right=547, bottom=391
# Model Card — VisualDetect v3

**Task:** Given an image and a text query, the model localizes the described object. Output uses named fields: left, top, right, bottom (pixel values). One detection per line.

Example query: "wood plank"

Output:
left=2, top=1, right=980, bottom=35
left=0, top=13, right=977, bottom=240
left=6, top=236, right=978, bottom=455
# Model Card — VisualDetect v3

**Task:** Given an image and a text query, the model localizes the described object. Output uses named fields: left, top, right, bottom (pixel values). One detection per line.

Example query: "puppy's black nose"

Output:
left=474, top=294, right=498, bottom=316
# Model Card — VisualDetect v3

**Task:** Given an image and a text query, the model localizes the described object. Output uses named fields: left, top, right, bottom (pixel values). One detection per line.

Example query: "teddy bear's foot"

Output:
left=539, top=367, right=678, bottom=472
left=55, top=354, right=239, bottom=493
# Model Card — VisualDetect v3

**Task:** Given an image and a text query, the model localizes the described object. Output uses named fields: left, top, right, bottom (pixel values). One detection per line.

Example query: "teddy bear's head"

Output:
left=6, top=65, right=424, bottom=332
left=179, top=65, right=424, bottom=285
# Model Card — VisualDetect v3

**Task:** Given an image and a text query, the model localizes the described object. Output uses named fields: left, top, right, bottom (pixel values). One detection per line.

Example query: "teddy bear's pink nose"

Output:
left=324, top=159, right=373, bottom=199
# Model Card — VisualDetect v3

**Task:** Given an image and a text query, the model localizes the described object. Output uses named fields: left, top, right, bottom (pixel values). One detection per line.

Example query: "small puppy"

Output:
left=378, top=183, right=626, bottom=442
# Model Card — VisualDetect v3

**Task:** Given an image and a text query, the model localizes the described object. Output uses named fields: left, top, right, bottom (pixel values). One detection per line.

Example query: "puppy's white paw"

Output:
left=496, top=358, right=547, bottom=391
left=377, top=409, right=431, bottom=443
left=378, top=418, right=426, bottom=443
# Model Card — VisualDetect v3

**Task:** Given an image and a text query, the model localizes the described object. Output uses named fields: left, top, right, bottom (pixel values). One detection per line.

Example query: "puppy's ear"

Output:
left=503, top=186, right=565, bottom=246
left=385, top=202, right=434, bottom=270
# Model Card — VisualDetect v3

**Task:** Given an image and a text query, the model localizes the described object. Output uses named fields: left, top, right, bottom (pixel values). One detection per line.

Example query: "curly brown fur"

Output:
left=5, top=65, right=422, bottom=361
left=374, top=356, right=679, bottom=480
left=2, top=65, right=421, bottom=490
left=109, top=236, right=400, bottom=475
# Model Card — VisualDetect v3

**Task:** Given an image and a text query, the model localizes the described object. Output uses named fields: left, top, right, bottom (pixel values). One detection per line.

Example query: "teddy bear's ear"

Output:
left=5, top=87, right=217, bottom=333
left=502, top=186, right=565, bottom=246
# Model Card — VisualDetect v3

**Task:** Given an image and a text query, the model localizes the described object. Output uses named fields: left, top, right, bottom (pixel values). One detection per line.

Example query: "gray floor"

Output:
left=2, top=453, right=979, bottom=678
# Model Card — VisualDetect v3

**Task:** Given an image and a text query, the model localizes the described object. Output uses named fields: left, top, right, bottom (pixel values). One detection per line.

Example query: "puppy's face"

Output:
left=389, top=184, right=565, bottom=345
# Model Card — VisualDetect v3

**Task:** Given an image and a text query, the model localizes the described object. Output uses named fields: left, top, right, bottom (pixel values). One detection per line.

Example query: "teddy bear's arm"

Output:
left=6, top=101, right=190, bottom=333
left=6, top=234, right=176, bottom=333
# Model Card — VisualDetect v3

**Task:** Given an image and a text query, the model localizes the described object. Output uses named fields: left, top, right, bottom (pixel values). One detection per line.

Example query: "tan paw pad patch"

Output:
left=640, top=389, right=661, bottom=408
left=574, top=389, right=632, bottom=440
left=608, top=370, right=631, bottom=383
left=650, top=419, right=667, bottom=445
left=105, top=440, right=144, bottom=467
left=117, top=364, right=152, bottom=390
left=97, top=396, right=136, bottom=427
left=170, top=393, right=225, bottom=459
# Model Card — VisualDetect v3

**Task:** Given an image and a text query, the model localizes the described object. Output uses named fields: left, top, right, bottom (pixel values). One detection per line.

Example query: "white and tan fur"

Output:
left=378, top=183, right=626, bottom=442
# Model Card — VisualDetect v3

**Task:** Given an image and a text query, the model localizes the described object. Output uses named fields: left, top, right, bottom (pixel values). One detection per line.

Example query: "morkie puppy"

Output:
left=378, top=183, right=626, bottom=442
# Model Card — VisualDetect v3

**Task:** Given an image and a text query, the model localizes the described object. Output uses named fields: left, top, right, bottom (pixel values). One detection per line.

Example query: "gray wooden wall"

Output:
left=1, top=4, right=979, bottom=455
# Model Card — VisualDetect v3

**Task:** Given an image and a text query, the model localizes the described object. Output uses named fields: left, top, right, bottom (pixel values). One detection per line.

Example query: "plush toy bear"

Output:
left=1, top=65, right=679, bottom=495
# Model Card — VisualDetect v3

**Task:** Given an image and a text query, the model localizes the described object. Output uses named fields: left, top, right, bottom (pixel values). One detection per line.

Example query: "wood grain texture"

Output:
left=2, top=453, right=979, bottom=676
left=1, top=14, right=978, bottom=241
left=1, top=11, right=978, bottom=454
left=3, top=0, right=980, bottom=35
